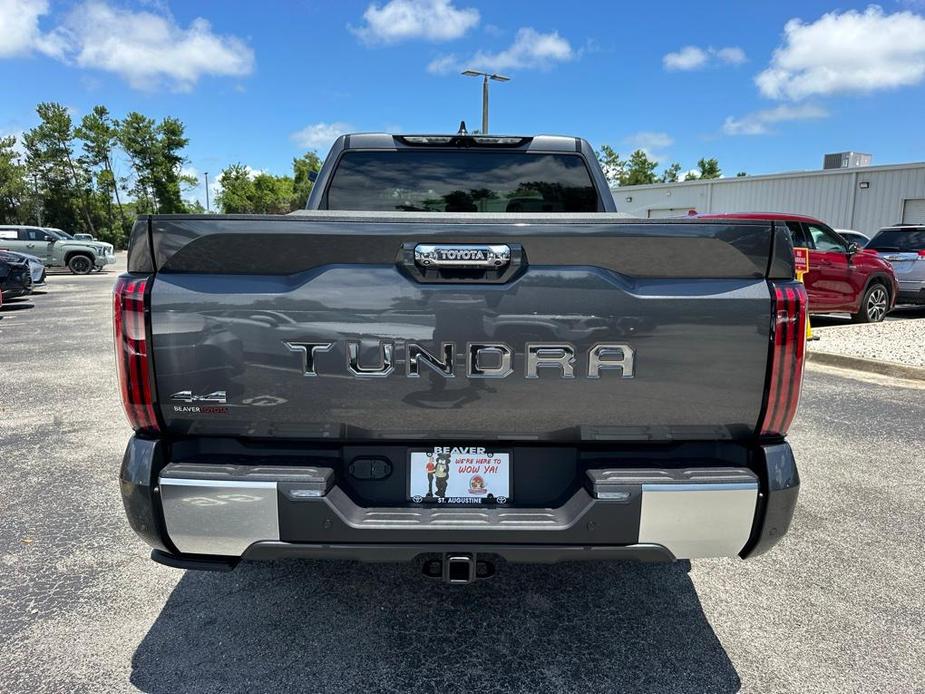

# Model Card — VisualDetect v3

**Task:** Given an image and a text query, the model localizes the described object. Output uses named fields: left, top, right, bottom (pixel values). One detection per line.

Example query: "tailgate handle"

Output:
left=414, top=244, right=511, bottom=269
left=401, top=242, right=524, bottom=284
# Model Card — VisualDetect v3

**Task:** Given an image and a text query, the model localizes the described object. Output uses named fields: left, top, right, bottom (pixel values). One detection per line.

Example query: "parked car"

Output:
left=699, top=213, right=897, bottom=322
left=834, top=229, right=871, bottom=248
left=0, top=225, right=115, bottom=274
left=0, top=247, right=46, bottom=287
left=0, top=250, right=34, bottom=298
left=866, top=224, right=925, bottom=305
left=73, top=233, right=96, bottom=241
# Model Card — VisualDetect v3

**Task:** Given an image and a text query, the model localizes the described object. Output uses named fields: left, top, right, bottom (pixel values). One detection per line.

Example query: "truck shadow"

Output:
left=130, top=559, right=739, bottom=694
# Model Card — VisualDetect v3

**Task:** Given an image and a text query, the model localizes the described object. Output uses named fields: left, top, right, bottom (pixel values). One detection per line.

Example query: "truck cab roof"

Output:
left=333, top=132, right=586, bottom=152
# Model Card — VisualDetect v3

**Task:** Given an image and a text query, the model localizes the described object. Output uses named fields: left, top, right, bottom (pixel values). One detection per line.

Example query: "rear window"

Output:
left=325, top=150, right=600, bottom=212
left=867, top=229, right=925, bottom=252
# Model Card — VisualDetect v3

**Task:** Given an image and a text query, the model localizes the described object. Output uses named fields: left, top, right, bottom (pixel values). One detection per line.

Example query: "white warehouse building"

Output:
left=616, top=162, right=925, bottom=237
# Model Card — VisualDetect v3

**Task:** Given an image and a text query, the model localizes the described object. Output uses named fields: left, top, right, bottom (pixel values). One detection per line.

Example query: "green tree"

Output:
left=697, top=157, right=722, bottom=179
left=252, top=173, right=294, bottom=214
left=118, top=112, right=159, bottom=212
left=118, top=112, right=193, bottom=214
left=736, top=171, right=748, bottom=177
left=76, top=105, right=127, bottom=238
left=24, top=102, right=96, bottom=234
left=215, top=163, right=254, bottom=213
left=216, top=163, right=298, bottom=214
left=659, top=162, right=682, bottom=183
left=154, top=116, right=190, bottom=213
left=292, top=151, right=323, bottom=209
left=0, top=136, right=28, bottom=223
left=623, top=149, right=658, bottom=186
left=185, top=199, right=207, bottom=214
left=595, top=145, right=626, bottom=187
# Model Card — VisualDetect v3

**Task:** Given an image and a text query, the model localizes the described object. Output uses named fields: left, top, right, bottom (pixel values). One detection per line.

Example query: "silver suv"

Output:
left=867, top=225, right=925, bottom=305
left=0, top=225, right=115, bottom=274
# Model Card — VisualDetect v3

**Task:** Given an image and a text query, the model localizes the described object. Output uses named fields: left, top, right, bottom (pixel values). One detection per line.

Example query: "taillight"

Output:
left=113, top=275, right=160, bottom=433
left=759, top=281, right=808, bottom=438
left=917, top=249, right=925, bottom=257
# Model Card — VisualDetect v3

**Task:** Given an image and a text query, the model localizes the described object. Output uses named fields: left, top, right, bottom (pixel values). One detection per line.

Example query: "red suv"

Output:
left=700, top=213, right=897, bottom=322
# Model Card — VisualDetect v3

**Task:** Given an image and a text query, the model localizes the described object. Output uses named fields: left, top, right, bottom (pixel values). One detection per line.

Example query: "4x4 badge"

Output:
left=170, top=390, right=227, bottom=404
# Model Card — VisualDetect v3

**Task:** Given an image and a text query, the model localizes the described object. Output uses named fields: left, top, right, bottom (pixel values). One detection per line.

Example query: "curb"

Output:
left=807, top=350, right=925, bottom=381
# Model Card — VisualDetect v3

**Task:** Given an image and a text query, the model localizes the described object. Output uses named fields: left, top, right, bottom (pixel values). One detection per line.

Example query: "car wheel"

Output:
left=852, top=283, right=889, bottom=323
left=67, top=254, right=94, bottom=275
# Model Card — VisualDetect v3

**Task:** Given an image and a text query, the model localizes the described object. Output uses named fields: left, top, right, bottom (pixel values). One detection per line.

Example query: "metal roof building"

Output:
left=616, top=162, right=925, bottom=237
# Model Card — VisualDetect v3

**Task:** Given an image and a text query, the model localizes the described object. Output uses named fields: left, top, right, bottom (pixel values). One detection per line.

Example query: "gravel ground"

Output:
left=1, top=259, right=924, bottom=693
left=810, top=314, right=925, bottom=367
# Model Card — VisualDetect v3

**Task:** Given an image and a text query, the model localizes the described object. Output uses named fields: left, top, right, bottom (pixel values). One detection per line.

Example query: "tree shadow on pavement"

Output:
left=130, top=559, right=738, bottom=694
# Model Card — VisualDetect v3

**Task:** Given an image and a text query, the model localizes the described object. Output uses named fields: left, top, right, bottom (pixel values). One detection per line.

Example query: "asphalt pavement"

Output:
left=0, top=257, right=923, bottom=693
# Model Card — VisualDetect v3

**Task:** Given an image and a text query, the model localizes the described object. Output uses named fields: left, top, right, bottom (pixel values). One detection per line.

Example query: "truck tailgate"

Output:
left=141, top=213, right=784, bottom=442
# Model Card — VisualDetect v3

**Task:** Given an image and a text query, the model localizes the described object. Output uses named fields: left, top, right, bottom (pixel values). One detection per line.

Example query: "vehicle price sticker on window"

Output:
left=794, top=247, right=810, bottom=275
left=409, top=447, right=511, bottom=505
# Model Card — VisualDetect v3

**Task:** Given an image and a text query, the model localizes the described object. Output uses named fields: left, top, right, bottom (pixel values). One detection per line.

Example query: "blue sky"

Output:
left=3, top=0, right=925, bottom=206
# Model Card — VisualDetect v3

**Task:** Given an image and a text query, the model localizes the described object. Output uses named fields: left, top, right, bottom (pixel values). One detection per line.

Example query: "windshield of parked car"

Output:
left=867, top=229, right=925, bottom=252
left=46, top=228, right=74, bottom=240
left=837, top=232, right=867, bottom=246
left=325, top=151, right=600, bottom=212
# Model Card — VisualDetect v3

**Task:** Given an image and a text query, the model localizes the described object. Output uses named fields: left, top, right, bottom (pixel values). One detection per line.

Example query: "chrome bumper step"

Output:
left=158, top=463, right=758, bottom=560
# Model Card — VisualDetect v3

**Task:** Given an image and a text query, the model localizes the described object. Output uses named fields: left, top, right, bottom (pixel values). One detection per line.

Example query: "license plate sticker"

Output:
left=409, top=447, right=511, bottom=505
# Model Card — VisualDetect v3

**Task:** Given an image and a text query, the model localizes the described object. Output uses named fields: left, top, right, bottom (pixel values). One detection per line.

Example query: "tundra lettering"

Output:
left=284, top=340, right=636, bottom=379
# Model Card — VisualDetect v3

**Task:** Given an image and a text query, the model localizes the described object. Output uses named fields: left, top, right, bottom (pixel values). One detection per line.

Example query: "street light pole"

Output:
left=481, top=74, right=489, bottom=134
left=461, top=70, right=510, bottom=134
left=204, top=172, right=210, bottom=212
left=32, top=173, right=42, bottom=226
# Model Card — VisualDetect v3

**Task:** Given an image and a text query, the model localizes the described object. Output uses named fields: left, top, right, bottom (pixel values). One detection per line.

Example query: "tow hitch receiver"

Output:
left=422, top=554, right=496, bottom=583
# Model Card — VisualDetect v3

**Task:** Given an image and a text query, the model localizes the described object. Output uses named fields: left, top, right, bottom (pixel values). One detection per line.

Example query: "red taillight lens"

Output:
left=917, top=249, right=925, bottom=257
left=759, top=282, right=808, bottom=438
left=113, top=275, right=160, bottom=433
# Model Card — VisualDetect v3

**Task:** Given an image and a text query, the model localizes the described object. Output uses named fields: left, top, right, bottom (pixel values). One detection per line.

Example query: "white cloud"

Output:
left=715, top=46, right=747, bottom=65
left=663, top=45, right=747, bottom=71
left=290, top=122, right=353, bottom=150
left=53, top=2, right=254, bottom=91
left=0, top=0, right=62, bottom=57
left=1, top=1, right=254, bottom=91
left=467, top=27, right=573, bottom=72
left=623, top=131, right=673, bottom=161
left=756, top=6, right=925, bottom=100
left=352, top=0, right=479, bottom=44
left=426, top=53, right=459, bottom=75
left=663, top=46, right=707, bottom=71
left=722, top=103, right=828, bottom=135
left=625, top=131, right=673, bottom=152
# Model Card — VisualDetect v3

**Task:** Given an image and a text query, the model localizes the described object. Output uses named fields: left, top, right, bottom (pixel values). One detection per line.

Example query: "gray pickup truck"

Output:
left=0, top=225, right=115, bottom=274
left=117, top=133, right=805, bottom=583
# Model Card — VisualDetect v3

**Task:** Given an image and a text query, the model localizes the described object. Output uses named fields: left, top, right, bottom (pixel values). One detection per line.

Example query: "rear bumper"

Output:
left=1, top=277, right=33, bottom=297
left=120, top=437, right=799, bottom=569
